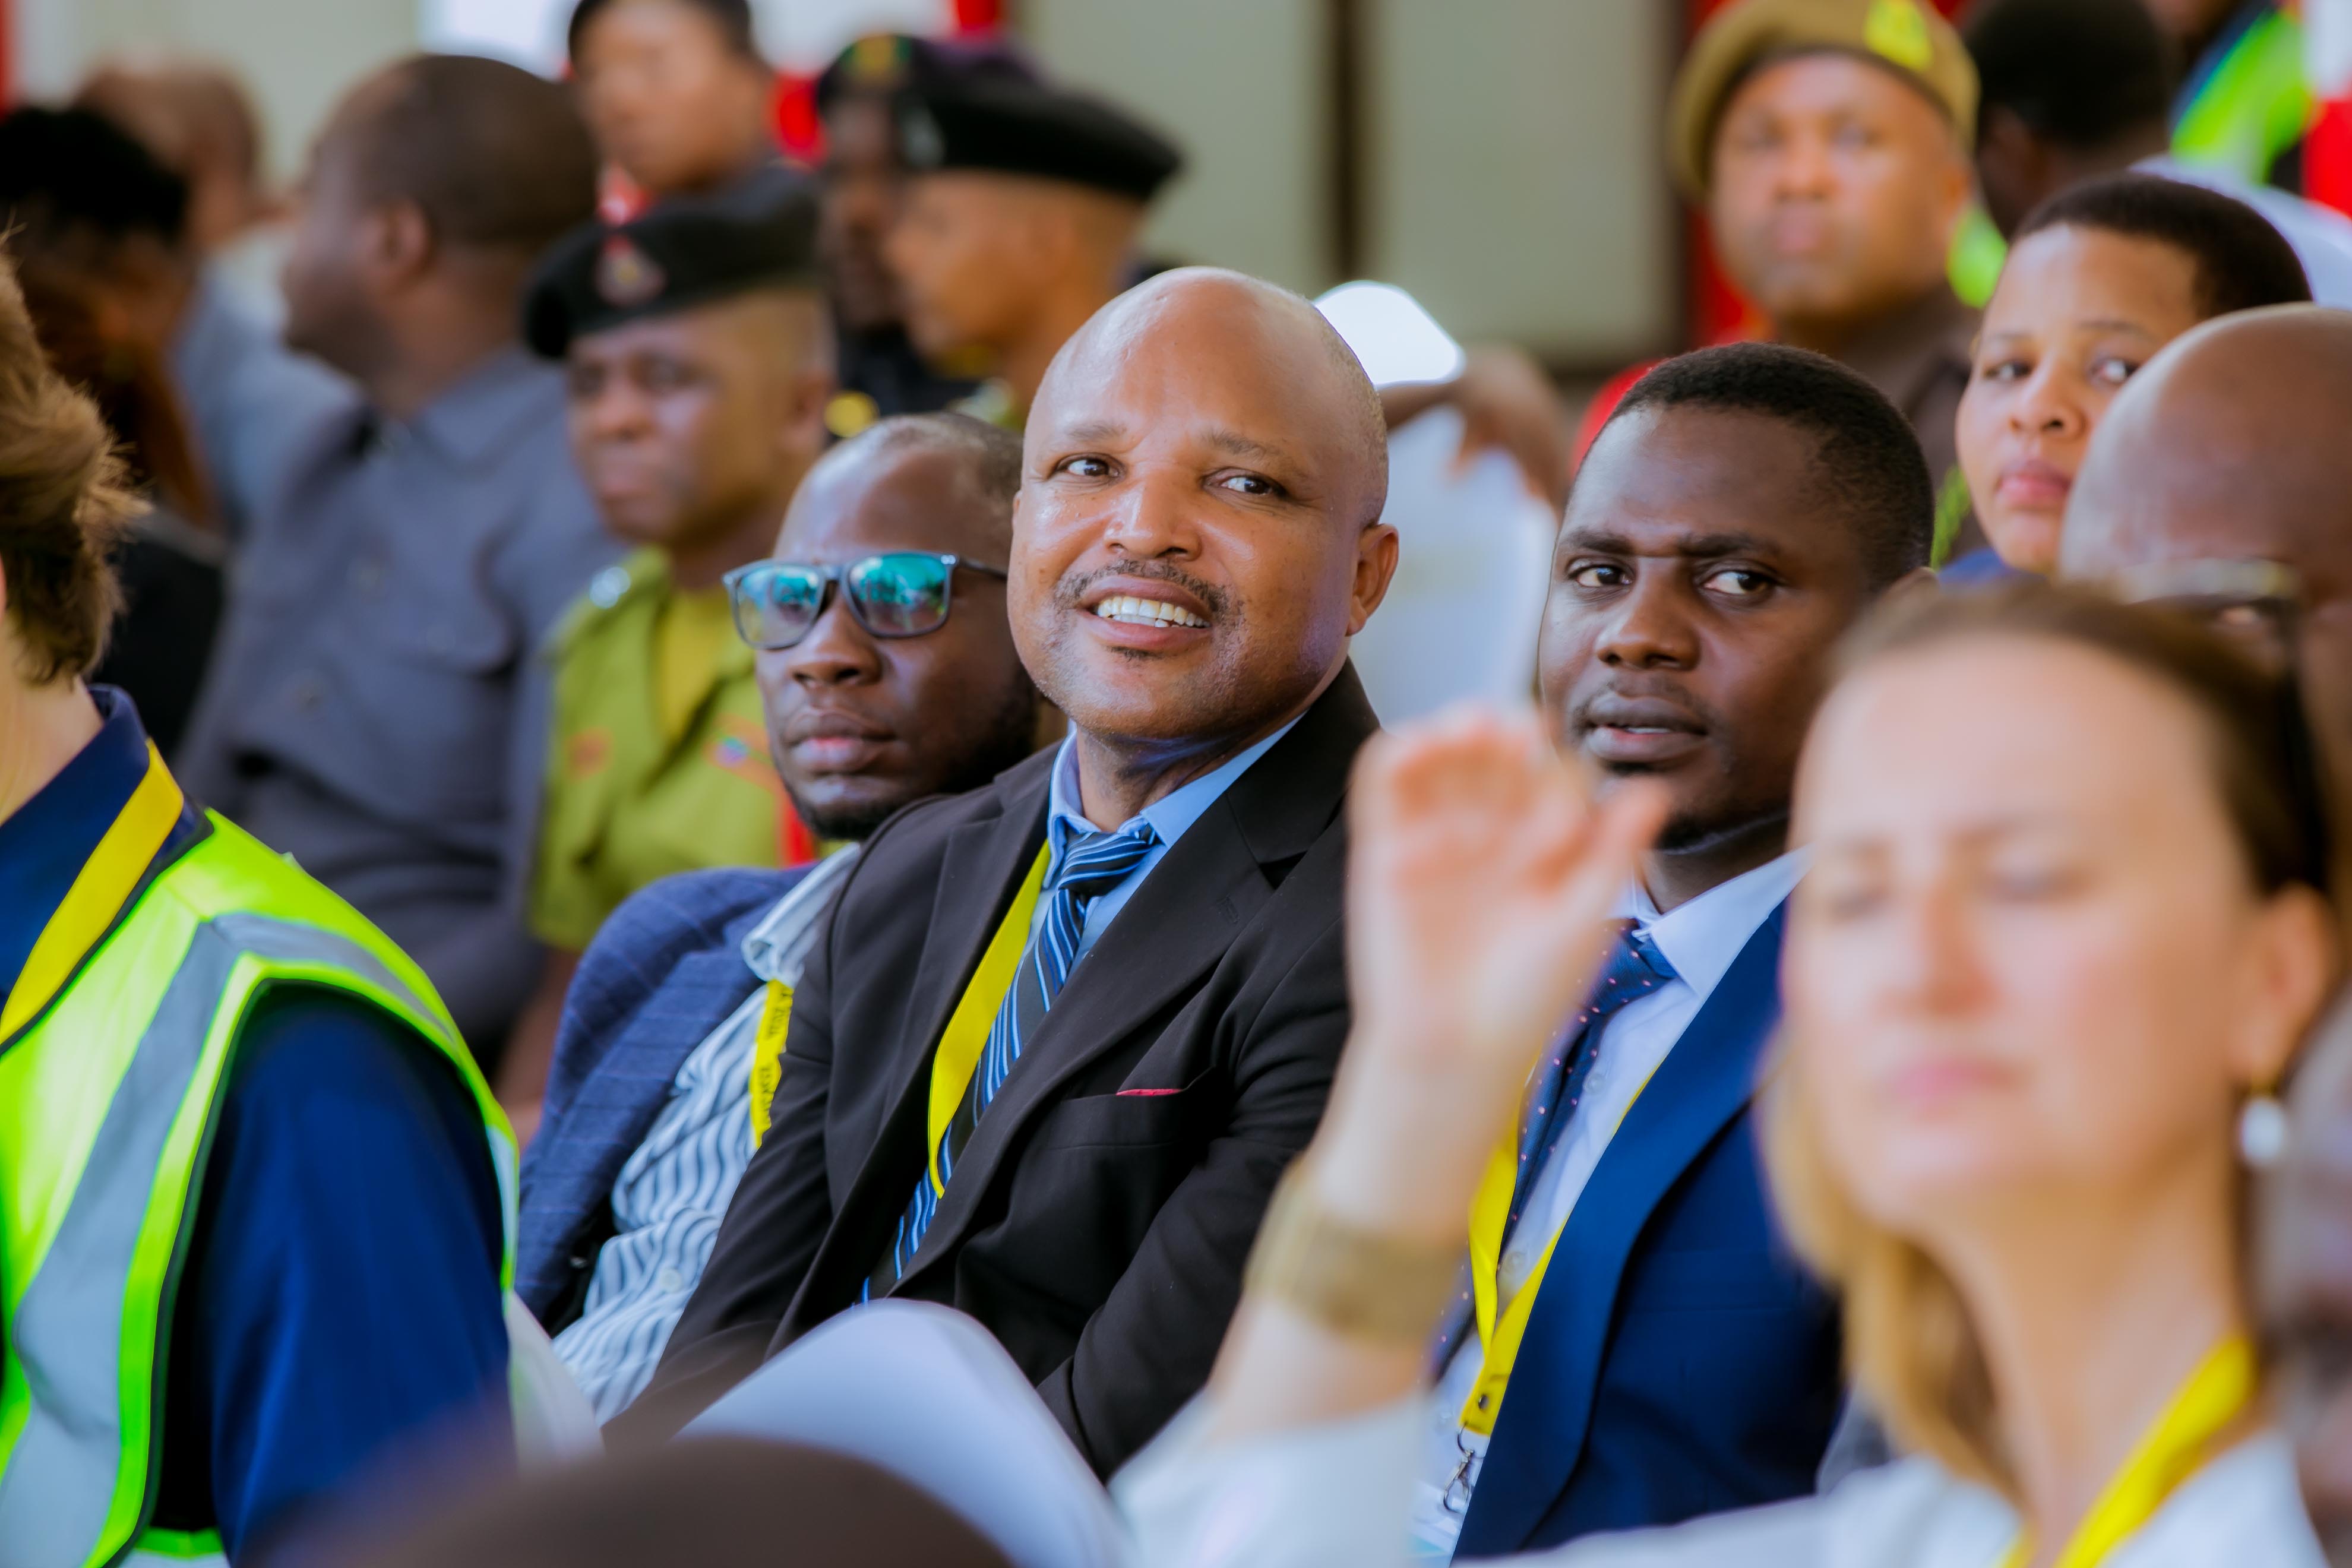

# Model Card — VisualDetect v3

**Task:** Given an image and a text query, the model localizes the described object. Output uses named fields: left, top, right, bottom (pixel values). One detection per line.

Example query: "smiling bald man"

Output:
left=618, top=268, right=1398, bottom=1471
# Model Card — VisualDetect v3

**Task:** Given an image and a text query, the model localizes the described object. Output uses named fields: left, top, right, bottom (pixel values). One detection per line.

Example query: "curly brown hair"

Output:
left=0, top=244, right=141, bottom=685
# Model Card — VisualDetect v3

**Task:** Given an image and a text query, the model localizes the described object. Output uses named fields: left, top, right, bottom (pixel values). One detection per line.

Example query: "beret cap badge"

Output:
left=899, top=103, right=946, bottom=170
left=595, top=233, right=666, bottom=309
left=1864, top=0, right=1935, bottom=72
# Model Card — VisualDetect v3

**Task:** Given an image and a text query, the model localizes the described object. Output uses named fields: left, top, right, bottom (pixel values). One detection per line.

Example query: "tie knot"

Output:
left=1047, top=822, right=1159, bottom=902
left=1582, top=919, right=1678, bottom=1023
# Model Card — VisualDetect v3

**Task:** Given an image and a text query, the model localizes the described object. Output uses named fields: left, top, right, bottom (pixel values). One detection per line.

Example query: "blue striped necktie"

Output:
left=871, top=818, right=1161, bottom=1291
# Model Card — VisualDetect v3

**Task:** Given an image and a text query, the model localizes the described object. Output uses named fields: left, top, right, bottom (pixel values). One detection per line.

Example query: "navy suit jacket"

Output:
left=1454, top=904, right=1844, bottom=1558
left=515, top=864, right=810, bottom=1326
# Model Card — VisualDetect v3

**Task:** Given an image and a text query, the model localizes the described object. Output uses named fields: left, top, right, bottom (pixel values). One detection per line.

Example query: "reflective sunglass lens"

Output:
left=849, top=554, right=953, bottom=637
left=733, top=567, right=826, bottom=647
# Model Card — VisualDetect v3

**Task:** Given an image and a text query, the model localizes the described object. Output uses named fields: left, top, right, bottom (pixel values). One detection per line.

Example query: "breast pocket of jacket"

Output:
left=1002, top=1078, right=1224, bottom=1289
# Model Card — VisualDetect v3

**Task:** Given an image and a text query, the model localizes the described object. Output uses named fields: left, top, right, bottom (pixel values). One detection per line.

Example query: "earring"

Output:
left=2240, top=1089, right=2290, bottom=1168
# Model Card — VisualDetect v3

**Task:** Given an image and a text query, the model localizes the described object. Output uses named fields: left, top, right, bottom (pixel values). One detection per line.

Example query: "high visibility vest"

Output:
left=0, top=807, right=521, bottom=1568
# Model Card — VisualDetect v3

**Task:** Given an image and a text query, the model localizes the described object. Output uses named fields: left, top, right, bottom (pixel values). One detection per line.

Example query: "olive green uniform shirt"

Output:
left=532, top=548, right=812, bottom=950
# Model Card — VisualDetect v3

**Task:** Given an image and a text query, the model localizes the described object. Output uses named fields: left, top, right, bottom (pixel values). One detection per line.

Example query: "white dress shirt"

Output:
left=1411, top=851, right=1806, bottom=1558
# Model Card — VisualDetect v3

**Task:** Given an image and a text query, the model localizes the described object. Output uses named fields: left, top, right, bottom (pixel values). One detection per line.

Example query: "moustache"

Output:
left=1052, top=561, right=1233, bottom=621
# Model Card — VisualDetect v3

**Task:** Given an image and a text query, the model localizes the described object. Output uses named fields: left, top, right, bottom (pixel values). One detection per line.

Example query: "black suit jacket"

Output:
left=624, top=666, right=1379, bottom=1473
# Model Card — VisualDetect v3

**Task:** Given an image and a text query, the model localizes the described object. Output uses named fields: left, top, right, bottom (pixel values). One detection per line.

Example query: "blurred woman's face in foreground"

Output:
left=1956, top=226, right=2204, bottom=576
left=1783, top=633, right=2302, bottom=1244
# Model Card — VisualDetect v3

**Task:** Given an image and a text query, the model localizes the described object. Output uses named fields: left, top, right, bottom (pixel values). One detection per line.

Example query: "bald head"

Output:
left=1011, top=266, right=1398, bottom=774
left=1033, top=267, right=1390, bottom=529
left=2063, top=306, right=2352, bottom=586
left=2062, top=306, right=2352, bottom=886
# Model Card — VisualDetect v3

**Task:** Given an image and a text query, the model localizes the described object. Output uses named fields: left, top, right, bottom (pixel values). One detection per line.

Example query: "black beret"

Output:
left=893, top=77, right=1184, bottom=202
left=524, top=169, right=821, bottom=358
left=813, top=31, right=1039, bottom=116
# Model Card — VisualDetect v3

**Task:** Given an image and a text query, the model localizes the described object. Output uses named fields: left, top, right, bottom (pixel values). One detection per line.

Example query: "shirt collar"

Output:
left=1615, top=850, right=1806, bottom=1004
left=0, top=687, right=154, bottom=998
left=740, top=844, right=862, bottom=984
left=390, top=346, right=565, bottom=472
left=1044, top=716, right=1302, bottom=862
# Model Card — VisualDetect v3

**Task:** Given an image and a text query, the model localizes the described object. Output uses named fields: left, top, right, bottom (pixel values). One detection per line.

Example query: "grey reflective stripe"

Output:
left=0, top=914, right=453, bottom=1568
left=209, top=913, right=447, bottom=1042
left=0, top=924, right=239, bottom=1568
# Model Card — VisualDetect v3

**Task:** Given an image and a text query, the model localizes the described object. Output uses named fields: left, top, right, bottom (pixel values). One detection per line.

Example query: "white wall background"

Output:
left=14, top=0, right=414, bottom=179
left=1023, top=0, right=1330, bottom=297
left=9, top=0, right=1678, bottom=360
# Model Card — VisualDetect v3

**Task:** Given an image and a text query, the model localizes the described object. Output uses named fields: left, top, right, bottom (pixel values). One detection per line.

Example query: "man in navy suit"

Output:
left=1430, top=343, right=1936, bottom=1558
left=514, top=411, right=1045, bottom=1418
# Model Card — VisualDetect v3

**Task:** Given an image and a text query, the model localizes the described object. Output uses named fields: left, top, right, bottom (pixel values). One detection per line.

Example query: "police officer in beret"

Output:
left=883, top=69, right=1184, bottom=429
left=500, top=172, right=832, bottom=1131
left=813, top=32, right=1042, bottom=438
left=1582, top=0, right=1984, bottom=557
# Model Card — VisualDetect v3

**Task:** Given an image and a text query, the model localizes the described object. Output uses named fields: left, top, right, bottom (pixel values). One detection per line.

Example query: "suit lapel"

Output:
left=526, top=900, right=776, bottom=1308
left=871, top=758, right=1055, bottom=1175
left=905, top=794, right=1276, bottom=1266
left=896, top=663, right=1380, bottom=1285
left=1456, top=903, right=1790, bottom=1557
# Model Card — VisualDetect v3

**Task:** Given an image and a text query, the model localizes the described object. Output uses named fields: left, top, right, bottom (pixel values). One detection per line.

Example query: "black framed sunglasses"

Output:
left=725, top=552, right=1009, bottom=650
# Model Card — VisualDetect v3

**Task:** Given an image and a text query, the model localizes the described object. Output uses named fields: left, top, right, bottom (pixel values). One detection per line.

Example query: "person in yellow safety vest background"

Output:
left=0, top=252, right=569, bottom=1564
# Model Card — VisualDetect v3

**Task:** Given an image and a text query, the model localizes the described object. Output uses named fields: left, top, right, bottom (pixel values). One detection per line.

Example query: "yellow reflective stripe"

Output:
left=924, top=845, right=1051, bottom=1194
left=1458, top=1060, right=1666, bottom=1435
left=1999, top=1335, right=2256, bottom=1568
left=0, top=743, right=182, bottom=1041
left=748, top=979, right=793, bottom=1147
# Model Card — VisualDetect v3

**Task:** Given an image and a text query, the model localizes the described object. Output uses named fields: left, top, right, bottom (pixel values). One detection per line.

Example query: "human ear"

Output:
left=2236, top=884, right=2344, bottom=1092
left=1346, top=522, right=1401, bottom=637
left=362, top=200, right=435, bottom=290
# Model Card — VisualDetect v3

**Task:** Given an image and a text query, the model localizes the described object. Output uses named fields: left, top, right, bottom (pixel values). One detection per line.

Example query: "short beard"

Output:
left=1655, top=802, right=1791, bottom=857
left=782, top=675, right=1042, bottom=843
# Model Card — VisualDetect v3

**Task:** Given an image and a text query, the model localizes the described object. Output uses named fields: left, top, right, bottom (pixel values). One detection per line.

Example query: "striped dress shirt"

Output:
left=552, top=845, right=859, bottom=1419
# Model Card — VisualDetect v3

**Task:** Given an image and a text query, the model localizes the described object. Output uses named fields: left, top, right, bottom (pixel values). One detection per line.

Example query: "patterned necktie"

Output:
left=1428, top=919, right=1678, bottom=1368
left=1504, top=919, right=1678, bottom=1231
left=872, top=819, right=1161, bottom=1291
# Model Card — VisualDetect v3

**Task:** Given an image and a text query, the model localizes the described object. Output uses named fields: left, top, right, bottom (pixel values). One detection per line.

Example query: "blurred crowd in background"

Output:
left=13, top=0, right=2352, bottom=1565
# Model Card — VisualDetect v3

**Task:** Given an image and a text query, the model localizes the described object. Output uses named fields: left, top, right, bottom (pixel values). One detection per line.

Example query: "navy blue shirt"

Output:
left=0, top=689, right=511, bottom=1557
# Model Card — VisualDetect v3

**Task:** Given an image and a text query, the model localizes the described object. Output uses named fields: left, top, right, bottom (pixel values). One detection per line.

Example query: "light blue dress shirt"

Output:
left=1033, top=717, right=1301, bottom=960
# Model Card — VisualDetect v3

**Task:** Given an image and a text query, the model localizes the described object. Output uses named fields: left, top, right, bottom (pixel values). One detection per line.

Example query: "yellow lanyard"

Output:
left=1456, top=1061, right=1663, bottom=1436
left=0, top=741, right=184, bottom=1042
left=921, top=844, right=1051, bottom=1195
left=747, top=979, right=794, bottom=1148
left=1997, top=1335, right=2257, bottom=1568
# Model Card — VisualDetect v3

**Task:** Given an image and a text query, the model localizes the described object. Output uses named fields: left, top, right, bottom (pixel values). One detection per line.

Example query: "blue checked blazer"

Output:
left=516, top=864, right=810, bottom=1325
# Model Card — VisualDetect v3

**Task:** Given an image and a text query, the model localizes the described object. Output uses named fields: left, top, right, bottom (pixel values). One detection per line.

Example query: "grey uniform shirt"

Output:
left=178, top=346, right=621, bottom=1044
left=168, top=270, right=356, bottom=542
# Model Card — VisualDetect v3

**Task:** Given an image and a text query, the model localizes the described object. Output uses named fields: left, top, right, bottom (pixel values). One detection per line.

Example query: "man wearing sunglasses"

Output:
left=517, top=411, right=1043, bottom=1420
left=503, top=172, right=838, bottom=1136
left=615, top=267, right=1397, bottom=1477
